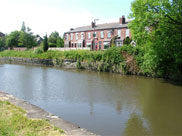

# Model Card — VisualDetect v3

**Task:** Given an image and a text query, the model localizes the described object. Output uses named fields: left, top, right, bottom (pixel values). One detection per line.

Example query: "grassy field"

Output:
left=0, top=100, right=64, bottom=136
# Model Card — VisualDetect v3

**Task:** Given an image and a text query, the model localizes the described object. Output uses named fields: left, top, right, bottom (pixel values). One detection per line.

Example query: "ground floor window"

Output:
left=87, top=44, right=91, bottom=48
left=78, top=43, right=82, bottom=48
left=116, top=41, right=123, bottom=46
left=104, top=42, right=110, bottom=49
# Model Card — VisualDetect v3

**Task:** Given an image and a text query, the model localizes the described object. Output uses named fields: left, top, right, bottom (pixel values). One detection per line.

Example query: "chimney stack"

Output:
left=91, top=21, right=95, bottom=28
left=119, top=15, right=125, bottom=25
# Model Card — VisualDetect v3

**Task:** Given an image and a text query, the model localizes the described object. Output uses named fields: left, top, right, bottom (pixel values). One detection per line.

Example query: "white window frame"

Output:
left=100, top=31, right=104, bottom=39
left=107, top=31, right=111, bottom=38
left=118, top=30, right=121, bottom=37
left=76, top=33, right=78, bottom=40
left=126, top=29, right=130, bottom=37
left=81, top=32, right=84, bottom=40
left=88, top=32, right=91, bottom=39
left=71, top=33, right=73, bottom=40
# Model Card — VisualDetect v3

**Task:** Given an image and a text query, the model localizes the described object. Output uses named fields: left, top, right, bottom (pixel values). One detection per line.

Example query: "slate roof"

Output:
left=65, top=21, right=130, bottom=34
left=0, top=32, right=5, bottom=37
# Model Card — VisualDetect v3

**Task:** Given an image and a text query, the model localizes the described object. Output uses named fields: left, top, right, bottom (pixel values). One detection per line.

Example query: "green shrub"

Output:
left=33, top=47, right=43, bottom=54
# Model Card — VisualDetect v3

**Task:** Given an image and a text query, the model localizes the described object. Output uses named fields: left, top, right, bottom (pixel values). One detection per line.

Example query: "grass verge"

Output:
left=0, top=100, right=64, bottom=136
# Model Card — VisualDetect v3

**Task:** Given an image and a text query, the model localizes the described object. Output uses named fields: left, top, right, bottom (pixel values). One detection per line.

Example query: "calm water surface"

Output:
left=0, top=64, right=182, bottom=136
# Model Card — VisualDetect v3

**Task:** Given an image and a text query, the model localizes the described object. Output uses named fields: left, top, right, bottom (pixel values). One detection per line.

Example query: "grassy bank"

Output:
left=0, top=46, right=181, bottom=83
left=0, top=100, right=64, bottom=136
left=0, top=46, right=139, bottom=74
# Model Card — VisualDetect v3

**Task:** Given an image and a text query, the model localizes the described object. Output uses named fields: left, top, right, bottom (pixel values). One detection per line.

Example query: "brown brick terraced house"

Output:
left=64, top=16, right=132, bottom=50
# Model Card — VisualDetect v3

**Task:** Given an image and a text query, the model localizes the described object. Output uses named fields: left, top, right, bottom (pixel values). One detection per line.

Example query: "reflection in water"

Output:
left=124, top=113, right=150, bottom=136
left=0, top=64, right=182, bottom=136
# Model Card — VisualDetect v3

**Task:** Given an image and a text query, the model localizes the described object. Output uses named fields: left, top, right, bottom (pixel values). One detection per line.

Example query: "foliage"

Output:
left=18, top=31, right=37, bottom=48
left=5, top=31, right=20, bottom=49
left=48, top=31, right=64, bottom=47
left=0, top=47, right=129, bottom=73
left=43, top=34, right=49, bottom=52
left=56, top=37, right=64, bottom=47
left=123, top=37, right=132, bottom=45
left=129, top=0, right=182, bottom=80
left=0, top=37, right=5, bottom=51
left=0, top=100, right=64, bottom=136
left=33, top=47, right=43, bottom=54
left=5, top=22, right=37, bottom=49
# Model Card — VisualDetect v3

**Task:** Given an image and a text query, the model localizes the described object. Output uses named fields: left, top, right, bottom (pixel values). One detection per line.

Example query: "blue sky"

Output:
left=0, top=0, right=134, bottom=36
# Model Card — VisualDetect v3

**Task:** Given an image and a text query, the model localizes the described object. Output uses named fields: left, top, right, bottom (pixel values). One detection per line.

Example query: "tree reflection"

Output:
left=124, top=113, right=150, bottom=136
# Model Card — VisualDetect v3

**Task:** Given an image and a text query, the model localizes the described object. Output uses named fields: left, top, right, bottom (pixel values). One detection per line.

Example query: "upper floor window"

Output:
left=100, top=31, right=104, bottom=39
left=71, top=33, right=73, bottom=40
left=88, top=32, right=91, bottom=39
left=81, top=32, right=84, bottom=40
left=107, top=31, right=111, bottom=38
left=118, top=30, right=121, bottom=37
left=126, top=29, right=130, bottom=37
left=76, top=33, right=78, bottom=40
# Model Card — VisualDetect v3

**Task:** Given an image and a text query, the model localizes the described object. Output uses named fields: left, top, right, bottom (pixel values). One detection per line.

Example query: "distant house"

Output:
left=0, top=32, right=5, bottom=37
left=64, top=16, right=132, bottom=50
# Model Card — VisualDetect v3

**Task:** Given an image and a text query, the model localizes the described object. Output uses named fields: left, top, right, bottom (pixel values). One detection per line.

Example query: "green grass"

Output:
left=0, top=100, right=64, bottom=136
left=0, top=45, right=139, bottom=73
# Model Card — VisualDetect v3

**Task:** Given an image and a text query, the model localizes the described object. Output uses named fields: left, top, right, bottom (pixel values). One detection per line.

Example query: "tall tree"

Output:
left=48, top=31, right=59, bottom=47
left=21, top=21, right=26, bottom=32
left=129, top=0, right=182, bottom=79
left=43, top=34, right=49, bottom=52
left=19, top=23, right=37, bottom=48
left=5, top=31, right=20, bottom=49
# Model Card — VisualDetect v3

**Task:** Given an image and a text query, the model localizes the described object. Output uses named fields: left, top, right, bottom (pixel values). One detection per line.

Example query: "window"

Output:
left=104, top=42, right=110, bottom=49
left=86, top=43, right=91, bottom=48
left=78, top=43, right=82, bottom=48
left=76, top=33, right=78, bottom=40
left=81, top=33, right=84, bottom=40
left=107, top=31, right=111, bottom=38
left=118, top=30, right=121, bottom=37
left=100, top=31, right=104, bottom=39
left=71, top=33, right=73, bottom=40
left=126, top=29, right=130, bottom=37
left=88, top=32, right=91, bottom=39
left=116, top=41, right=122, bottom=46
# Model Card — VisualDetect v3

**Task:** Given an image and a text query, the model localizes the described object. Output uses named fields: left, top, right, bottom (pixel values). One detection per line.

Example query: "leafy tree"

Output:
left=19, top=23, right=37, bottom=48
left=110, top=35, right=118, bottom=47
left=0, top=37, right=5, bottom=51
left=5, top=31, right=20, bottom=49
left=48, top=31, right=59, bottom=47
left=43, top=34, right=49, bottom=52
left=123, top=37, right=132, bottom=45
left=56, top=37, right=64, bottom=47
left=48, top=31, right=64, bottom=47
left=18, top=31, right=36, bottom=48
left=129, top=0, right=182, bottom=80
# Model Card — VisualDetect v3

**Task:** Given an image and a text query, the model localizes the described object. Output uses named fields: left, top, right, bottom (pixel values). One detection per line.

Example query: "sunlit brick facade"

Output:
left=64, top=16, right=131, bottom=50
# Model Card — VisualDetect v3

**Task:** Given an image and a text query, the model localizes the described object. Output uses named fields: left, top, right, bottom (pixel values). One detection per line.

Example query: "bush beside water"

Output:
left=0, top=45, right=181, bottom=82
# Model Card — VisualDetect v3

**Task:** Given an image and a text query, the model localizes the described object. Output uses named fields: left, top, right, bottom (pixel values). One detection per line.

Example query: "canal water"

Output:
left=0, top=64, right=182, bottom=136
